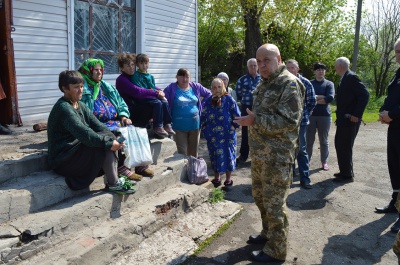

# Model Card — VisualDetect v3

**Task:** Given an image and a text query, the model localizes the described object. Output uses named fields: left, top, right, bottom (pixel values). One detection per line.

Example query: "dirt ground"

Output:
left=0, top=123, right=48, bottom=161
left=189, top=121, right=399, bottom=265
left=1, top=121, right=398, bottom=264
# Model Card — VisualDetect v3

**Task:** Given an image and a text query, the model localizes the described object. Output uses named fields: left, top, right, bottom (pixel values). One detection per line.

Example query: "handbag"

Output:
left=186, top=156, right=209, bottom=184
left=118, top=125, right=153, bottom=168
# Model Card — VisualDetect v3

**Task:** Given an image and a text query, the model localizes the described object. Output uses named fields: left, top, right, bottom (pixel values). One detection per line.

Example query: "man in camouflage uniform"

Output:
left=234, top=43, right=304, bottom=263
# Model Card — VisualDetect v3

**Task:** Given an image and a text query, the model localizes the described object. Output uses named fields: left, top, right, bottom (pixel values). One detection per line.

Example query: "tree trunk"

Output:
left=352, top=0, right=362, bottom=72
left=242, top=3, right=262, bottom=61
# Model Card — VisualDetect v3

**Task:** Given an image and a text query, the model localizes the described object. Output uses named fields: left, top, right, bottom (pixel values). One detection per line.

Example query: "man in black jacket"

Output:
left=376, top=38, right=400, bottom=234
left=333, top=57, right=369, bottom=183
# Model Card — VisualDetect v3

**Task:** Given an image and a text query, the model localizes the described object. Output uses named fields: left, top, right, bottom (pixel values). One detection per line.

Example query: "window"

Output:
left=74, top=0, right=136, bottom=74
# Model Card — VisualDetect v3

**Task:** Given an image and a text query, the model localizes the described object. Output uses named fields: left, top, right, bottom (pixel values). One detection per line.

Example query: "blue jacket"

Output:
left=163, top=81, right=212, bottom=114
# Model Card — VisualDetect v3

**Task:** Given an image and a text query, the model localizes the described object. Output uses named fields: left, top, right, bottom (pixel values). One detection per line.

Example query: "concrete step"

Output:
left=0, top=136, right=177, bottom=185
left=2, top=184, right=215, bottom=265
left=0, top=153, right=186, bottom=225
left=112, top=200, right=242, bottom=265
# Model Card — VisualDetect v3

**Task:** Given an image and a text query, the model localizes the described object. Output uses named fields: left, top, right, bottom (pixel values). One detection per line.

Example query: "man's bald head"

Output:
left=256, top=43, right=282, bottom=79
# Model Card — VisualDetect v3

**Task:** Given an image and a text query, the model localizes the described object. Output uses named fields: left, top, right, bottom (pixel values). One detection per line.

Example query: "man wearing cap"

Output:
left=334, top=57, right=369, bottom=183
left=308, top=62, right=335, bottom=171
left=286, top=59, right=316, bottom=189
left=235, top=58, right=261, bottom=164
left=217, top=72, right=237, bottom=101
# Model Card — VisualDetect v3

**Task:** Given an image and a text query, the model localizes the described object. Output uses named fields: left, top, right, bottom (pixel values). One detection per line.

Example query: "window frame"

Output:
left=71, top=0, right=136, bottom=74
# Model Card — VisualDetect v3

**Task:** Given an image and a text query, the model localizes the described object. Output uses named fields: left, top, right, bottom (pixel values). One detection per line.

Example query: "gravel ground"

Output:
left=188, top=121, right=398, bottom=265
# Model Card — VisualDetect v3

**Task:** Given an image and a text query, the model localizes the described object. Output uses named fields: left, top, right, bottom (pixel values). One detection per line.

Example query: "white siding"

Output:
left=12, top=0, right=68, bottom=122
left=142, top=0, right=198, bottom=89
left=11, top=0, right=198, bottom=122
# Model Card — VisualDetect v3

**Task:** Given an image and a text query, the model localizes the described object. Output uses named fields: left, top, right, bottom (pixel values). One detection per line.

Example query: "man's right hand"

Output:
left=234, top=108, right=255, bottom=126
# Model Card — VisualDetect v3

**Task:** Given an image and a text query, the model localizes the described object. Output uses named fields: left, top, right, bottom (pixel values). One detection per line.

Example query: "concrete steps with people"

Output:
left=0, top=127, right=241, bottom=265
left=0, top=155, right=183, bottom=224
left=0, top=137, right=180, bottom=224
left=0, top=152, right=191, bottom=263
left=0, top=133, right=177, bottom=184
left=2, top=183, right=214, bottom=265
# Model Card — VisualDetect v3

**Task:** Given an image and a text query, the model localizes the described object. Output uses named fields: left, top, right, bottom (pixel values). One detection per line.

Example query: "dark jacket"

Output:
left=47, top=98, right=114, bottom=168
left=380, top=67, right=400, bottom=129
left=335, top=70, right=369, bottom=127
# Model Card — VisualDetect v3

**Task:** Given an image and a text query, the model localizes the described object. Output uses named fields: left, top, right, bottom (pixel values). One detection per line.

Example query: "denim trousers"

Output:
left=294, top=125, right=310, bottom=184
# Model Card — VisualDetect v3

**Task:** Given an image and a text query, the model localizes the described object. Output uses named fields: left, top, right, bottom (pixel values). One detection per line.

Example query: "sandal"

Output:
left=223, top=180, right=233, bottom=191
left=211, top=178, right=221, bottom=187
left=224, top=180, right=233, bottom=186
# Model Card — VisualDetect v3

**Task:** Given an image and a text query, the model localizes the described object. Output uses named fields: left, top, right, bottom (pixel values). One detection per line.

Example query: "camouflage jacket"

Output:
left=249, top=65, right=305, bottom=164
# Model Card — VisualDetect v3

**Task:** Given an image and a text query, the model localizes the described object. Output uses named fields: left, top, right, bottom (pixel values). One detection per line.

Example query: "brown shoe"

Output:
left=118, top=165, right=142, bottom=181
left=137, top=168, right=154, bottom=177
left=127, top=173, right=143, bottom=181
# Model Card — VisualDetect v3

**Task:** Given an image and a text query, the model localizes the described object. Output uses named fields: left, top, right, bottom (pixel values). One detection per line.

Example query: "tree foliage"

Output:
left=261, top=0, right=354, bottom=80
left=362, top=0, right=400, bottom=97
left=198, top=0, right=367, bottom=86
left=198, top=0, right=243, bottom=85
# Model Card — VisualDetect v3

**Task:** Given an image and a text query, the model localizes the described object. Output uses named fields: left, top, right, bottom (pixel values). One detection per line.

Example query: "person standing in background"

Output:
left=333, top=57, right=369, bottom=183
left=377, top=38, right=400, bottom=234
left=217, top=72, right=237, bottom=102
left=308, top=62, right=335, bottom=171
left=235, top=58, right=260, bottom=164
left=286, top=59, right=316, bottom=189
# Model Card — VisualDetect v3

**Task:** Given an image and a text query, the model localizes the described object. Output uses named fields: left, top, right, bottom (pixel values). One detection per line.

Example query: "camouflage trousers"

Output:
left=393, top=232, right=400, bottom=264
left=251, top=156, right=292, bottom=260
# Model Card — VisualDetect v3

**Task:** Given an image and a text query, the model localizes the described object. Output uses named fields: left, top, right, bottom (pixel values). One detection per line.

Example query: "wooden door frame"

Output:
left=0, top=0, right=22, bottom=125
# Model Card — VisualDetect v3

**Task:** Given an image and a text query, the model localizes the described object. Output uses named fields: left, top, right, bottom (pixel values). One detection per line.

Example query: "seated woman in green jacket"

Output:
left=47, top=70, right=134, bottom=194
left=78, top=58, right=154, bottom=180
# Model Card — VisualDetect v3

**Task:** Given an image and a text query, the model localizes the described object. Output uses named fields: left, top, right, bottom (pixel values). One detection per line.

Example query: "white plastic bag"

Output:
left=118, top=126, right=152, bottom=168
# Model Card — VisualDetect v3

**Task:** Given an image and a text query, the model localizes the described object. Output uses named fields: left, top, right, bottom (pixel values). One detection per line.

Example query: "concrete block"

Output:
left=0, top=154, right=48, bottom=184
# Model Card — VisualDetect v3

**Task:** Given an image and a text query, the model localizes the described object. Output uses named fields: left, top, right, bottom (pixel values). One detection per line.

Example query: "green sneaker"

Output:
left=109, top=177, right=135, bottom=195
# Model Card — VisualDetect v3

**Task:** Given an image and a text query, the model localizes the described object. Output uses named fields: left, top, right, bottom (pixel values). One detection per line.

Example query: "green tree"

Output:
left=362, top=0, right=400, bottom=97
left=198, top=0, right=243, bottom=85
left=262, top=0, right=354, bottom=80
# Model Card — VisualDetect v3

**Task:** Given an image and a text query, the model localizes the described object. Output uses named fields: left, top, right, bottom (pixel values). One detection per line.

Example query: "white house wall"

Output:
left=141, top=0, right=198, bottom=89
left=12, top=0, right=68, bottom=122
left=11, top=0, right=198, bottom=123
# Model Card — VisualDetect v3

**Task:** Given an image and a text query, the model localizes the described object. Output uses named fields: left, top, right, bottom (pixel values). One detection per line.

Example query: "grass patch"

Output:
left=208, top=188, right=225, bottom=204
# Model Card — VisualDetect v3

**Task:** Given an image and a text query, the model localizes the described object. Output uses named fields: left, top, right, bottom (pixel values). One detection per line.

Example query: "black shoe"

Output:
left=236, top=156, right=247, bottom=164
left=300, top=181, right=313, bottom=189
left=375, top=204, right=397, bottom=214
left=247, top=234, right=268, bottom=244
left=332, top=176, right=354, bottom=183
left=251, top=250, right=284, bottom=263
left=333, top=172, right=342, bottom=178
left=391, top=218, right=400, bottom=233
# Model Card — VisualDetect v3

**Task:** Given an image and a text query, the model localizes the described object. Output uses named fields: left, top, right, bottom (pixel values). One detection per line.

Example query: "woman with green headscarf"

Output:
left=78, top=58, right=154, bottom=181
